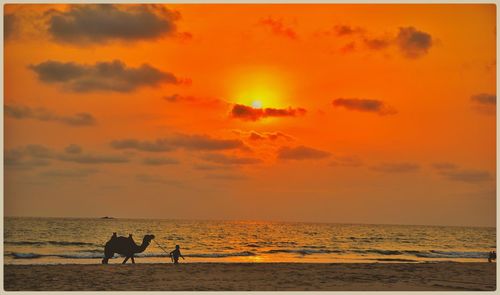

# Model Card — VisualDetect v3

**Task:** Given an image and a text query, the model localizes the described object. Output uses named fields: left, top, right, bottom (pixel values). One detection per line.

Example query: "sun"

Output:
left=227, top=66, right=290, bottom=109
left=251, top=100, right=262, bottom=109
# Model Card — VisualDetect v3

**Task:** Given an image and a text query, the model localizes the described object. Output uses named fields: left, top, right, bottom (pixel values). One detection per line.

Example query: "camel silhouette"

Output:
left=102, top=233, right=155, bottom=264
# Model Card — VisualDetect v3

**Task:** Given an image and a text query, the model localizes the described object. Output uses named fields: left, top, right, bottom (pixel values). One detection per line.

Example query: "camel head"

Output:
left=143, top=234, right=155, bottom=245
left=134, top=234, right=155, bottom=253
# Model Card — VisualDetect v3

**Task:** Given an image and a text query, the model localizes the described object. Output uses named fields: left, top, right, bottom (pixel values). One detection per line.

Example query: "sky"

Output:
left=3, top=4, right=496, bottom=227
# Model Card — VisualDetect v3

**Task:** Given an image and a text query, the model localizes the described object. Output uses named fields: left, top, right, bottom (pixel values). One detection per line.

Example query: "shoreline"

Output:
left=4, top=262, right=496, bottom=291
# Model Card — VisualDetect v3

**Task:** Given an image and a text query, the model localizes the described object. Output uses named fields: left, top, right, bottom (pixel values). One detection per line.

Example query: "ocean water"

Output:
left=4, top=217, right=496, bottom=265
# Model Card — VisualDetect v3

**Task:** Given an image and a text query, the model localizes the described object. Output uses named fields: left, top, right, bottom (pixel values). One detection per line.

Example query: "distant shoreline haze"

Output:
left=3, top=216, right=495, bottom=229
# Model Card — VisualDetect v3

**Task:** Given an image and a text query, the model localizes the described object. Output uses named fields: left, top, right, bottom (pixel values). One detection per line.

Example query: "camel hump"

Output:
left=106, top=236, right=135, bottom=247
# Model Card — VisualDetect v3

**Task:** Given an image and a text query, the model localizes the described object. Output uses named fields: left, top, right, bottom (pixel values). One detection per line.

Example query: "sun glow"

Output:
left=228, top=67, right=290, bottom=109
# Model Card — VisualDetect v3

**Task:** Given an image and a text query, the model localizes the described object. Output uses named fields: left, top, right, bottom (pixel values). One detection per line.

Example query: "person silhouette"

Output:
left=488, top=251, right=496, bottom=262
left=169, top=245, right=185, bottom=264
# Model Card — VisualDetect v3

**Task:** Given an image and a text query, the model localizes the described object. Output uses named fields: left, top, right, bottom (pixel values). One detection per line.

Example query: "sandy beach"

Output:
left=3, top=262, right=496, bottom=291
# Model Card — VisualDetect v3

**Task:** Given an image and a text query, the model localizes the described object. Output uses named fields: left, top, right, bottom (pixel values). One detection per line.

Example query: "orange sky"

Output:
left=4, top=4, right=496, bottom=226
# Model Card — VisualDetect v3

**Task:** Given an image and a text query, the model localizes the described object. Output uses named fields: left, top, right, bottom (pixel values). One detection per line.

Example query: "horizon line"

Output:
left=3, top=215, right=495, bottom=229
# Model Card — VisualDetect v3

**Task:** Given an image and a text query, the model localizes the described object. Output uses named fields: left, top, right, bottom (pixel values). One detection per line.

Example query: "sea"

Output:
left=4, top=217, right=496, bottom=265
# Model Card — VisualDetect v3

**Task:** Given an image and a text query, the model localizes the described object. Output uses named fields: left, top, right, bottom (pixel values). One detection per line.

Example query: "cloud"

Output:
left=334, top=25, right=363, bottom=36
left=364, top=38, right=391, bottom=50
left=432, top=162, right=492, bottom=183
left=5, top=145, right=54, bottom=169
left=5, top=144, right=129, bottom=168
left=192, top=164, right=226, bottom=171
left=340, top=42, right=356, bottom=54
left=231, top=104, right=306, bottom=121
left=111, top=134, right=246, bottom=152
left=5, top=105, right=96, bottom=126
left=260, top=17, right=297, bottom=40
left=40, top=168, right=99, bottom=178
left=29, top=60, right=179, bottom=93
left=4, top=13, right=18, bottom=41
left=248, top=131, right=293, bottom=141
left=396, top=27, right=433, bottom=59
left=471, top=93, right=496, bottom=105
left=168, top=134, right=246, bottom=151
left=163, top=94, right=196, bottom=103
left=136, top=174, right=182, bottom=186
left=371, top=162, right=420, bottom=173
left=278, top=145, right=330, bottom=160
left=58, top=153, right=129, bottom=164
left=163, top=94, right=225, bottom=108
left=205, top=173, right=247, bottom=181
left=142, top=157, right=179, bottom=165
left=330, top=155, right=363, bottom=167
left=432, top=162, right=458, bottom=171
left=201, top=153, right=261, bottom=165
left=439, top=170, right=492, bottom=183
left=332, top=98, right=397, bottom=115
left=57, top=144, right=129, bottom=164
left=64, top=144, right=83, bottom=154
left=47, top=4, right=180, bottom=44
left=111, top=139, right=174, bottom=152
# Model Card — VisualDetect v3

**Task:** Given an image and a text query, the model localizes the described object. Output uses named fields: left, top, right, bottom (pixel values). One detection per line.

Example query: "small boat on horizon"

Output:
left=100, top=216, right=115, bottom=219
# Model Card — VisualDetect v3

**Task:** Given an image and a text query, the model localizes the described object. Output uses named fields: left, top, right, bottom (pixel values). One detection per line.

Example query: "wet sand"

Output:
left=3, top=262, right=496, bottom=291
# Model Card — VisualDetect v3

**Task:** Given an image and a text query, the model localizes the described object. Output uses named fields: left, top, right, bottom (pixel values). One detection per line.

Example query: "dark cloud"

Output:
left=163, top=94, right=226, bottom=108
left=163, top=94, right=196, bottom=103
left=5, top=105, right=96, bottom=126
left=169, top=134, right=245, bottom=151
left=58, top=153, right=129, bottom=164
left=111, top=139, right=174, bottom=152
left=470, top=93, right=496, bottom=115
left=57, top=144, right=129, bottom=164
left=142, top=157, right=179, bottom=165
left=471, top=93, right=496, bottom=115
left=64, top=144, right=83, bottom=154
left=29, top=60, right=179, bottom=93
left=432, top=162, right=492, bottom=183
left=4, top=13, right=17, bottom=41
left=40, top=168, right=98, bottom=178
left=364, top=38, right=391, bottom=50
left=432, top=162, right=458, bottom=171
left=334, top=25, right=363, bottom=36
left=396, top=27, right=433, bottom=59
left=48, top=4, right=180, bottom=44
left=5, top=144, right=129, bottom=168
left=205, top=173, right=247, bottom=181
left=136, top=174, right=182, bottom=186
left=471, top=93, right=496, bottom=105
left=231, top=104, right=306, bottom=121
left=248, top=131, right=293, bottom=141
left=201, top=153, right=261, bottom=166
left=260, top=17, right=297, bottom=40
left=330, top=156, right=363, bottom=167
left=278, top=145, right=330, bottom=160
left=332, top=98, right=397, bottom=115
left=440, top=170, right=492, bottom=183
left=111, top=134, right=246, bottom=152
left=371, top=162, right=420, bottom=173
left=5, top=145, right=53, bottom=169
left=192, top=164, right=226, bottom=171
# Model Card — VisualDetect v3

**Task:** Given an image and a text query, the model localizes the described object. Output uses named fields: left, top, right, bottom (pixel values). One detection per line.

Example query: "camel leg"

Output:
left=131, top=255, right=135, bottom=264
left=122, top=256, right=130, bottom=264
left=102, top=252, right=113, bottom=264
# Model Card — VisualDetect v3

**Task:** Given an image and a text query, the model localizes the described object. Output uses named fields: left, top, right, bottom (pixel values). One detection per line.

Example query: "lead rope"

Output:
left=153, top=239, right=170, bottom=255
left=153, top=239, right=173, bottom=262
